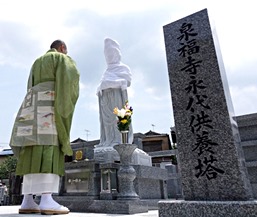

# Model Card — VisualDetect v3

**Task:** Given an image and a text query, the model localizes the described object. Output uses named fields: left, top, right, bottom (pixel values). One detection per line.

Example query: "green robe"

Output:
left=10, top=49, right=80, bottom=176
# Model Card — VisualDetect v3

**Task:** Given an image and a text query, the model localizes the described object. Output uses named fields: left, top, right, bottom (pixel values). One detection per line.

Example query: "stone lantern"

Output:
left=100, top=163, right=119, bottom=200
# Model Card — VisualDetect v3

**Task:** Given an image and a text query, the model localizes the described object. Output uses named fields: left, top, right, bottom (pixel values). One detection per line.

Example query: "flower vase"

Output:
left=113, top=143, right=139, bottom=200
left=120, top=130, right=129, bottom=144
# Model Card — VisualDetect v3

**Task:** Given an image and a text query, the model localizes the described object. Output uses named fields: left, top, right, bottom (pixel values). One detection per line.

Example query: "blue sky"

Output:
left=1, top=0, right=257, bottom=147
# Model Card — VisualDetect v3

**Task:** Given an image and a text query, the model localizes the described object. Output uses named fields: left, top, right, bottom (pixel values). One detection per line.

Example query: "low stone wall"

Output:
left=237, top=113, right=257, bottom=198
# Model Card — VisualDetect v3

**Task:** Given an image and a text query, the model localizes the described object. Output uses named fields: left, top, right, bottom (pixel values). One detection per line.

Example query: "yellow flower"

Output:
left=113, top=107, right=119, bottom=115
left=121, top=119, right=128, bottom=124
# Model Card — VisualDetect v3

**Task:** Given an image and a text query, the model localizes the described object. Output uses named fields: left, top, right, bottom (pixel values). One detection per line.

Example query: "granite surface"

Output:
left=163, top=8, right=252, bottom=201
left=158, top=200, right=257, bottom=217
left=62, top=161, right=168, bottom=200
left=54, top=196, right=149, bottom=214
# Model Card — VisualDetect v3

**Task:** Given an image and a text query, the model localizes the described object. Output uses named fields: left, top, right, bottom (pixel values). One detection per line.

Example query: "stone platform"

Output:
left=0, top=205, right=158, bottom=217
left=158, top=200, right=257, bottom=217
left=54, top=196, right=162, bottom=214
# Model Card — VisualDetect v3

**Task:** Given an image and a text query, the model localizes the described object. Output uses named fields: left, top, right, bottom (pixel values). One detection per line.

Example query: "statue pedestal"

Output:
left=94, top=146, right=120, bottom=163
left=94, top=146, right=152, bottom=166
left=114, top=143, right=139, bottom=200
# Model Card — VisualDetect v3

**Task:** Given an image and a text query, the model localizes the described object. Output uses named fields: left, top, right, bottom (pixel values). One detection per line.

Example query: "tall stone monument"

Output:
left=159, top=8, right=257, bottom=216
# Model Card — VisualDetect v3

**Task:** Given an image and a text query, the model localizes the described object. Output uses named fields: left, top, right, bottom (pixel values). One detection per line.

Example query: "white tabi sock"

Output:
left=39, top=193, right=66, bottom=210
left=20, top=194, right=39, bottom=210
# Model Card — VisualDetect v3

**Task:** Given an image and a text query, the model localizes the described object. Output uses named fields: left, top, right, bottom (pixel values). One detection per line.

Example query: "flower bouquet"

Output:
left=113, top=101, right=133, bottom=132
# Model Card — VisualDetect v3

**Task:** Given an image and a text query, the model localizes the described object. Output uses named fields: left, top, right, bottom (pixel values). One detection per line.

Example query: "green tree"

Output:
left=0, top=156, right=17, bottom=179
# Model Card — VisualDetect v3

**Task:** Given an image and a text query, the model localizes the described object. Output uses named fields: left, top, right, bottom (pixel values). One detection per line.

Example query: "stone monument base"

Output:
left=62, top=161, right=168, bottom=200
left=54, top=196, right=149, bottom=214
left=94, top=146, right=152, bottom=166
left=158, top=200, right=257, bottom=217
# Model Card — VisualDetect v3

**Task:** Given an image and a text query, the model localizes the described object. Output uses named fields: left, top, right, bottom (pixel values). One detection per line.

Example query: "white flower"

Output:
left=118, top=108, right=126, bottom=118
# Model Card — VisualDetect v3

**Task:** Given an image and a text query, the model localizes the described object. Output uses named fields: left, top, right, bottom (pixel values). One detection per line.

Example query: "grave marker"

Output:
left=159, top=8, right=256, bottom=217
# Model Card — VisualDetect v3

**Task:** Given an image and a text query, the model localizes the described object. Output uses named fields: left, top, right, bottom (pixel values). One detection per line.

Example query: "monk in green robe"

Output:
left=10, top=40, right=80, bottom=215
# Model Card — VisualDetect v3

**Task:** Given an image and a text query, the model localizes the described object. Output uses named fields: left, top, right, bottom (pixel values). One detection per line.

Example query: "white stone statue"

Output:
left=95, top=38, right=133, bottom=148
left=94, top=38, right=152, bottom=166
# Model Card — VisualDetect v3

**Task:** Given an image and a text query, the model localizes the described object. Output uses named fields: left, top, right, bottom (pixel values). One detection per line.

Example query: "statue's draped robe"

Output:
left=10, top=48, right=80, bottom=176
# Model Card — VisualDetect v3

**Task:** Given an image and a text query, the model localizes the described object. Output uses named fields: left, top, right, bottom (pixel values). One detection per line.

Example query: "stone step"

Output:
left=242, top=140, right=257, bottom=147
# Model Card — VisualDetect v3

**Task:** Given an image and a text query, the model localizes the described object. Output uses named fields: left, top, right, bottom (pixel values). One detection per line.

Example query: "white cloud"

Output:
left=230, top=86, right=257, bottom=115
